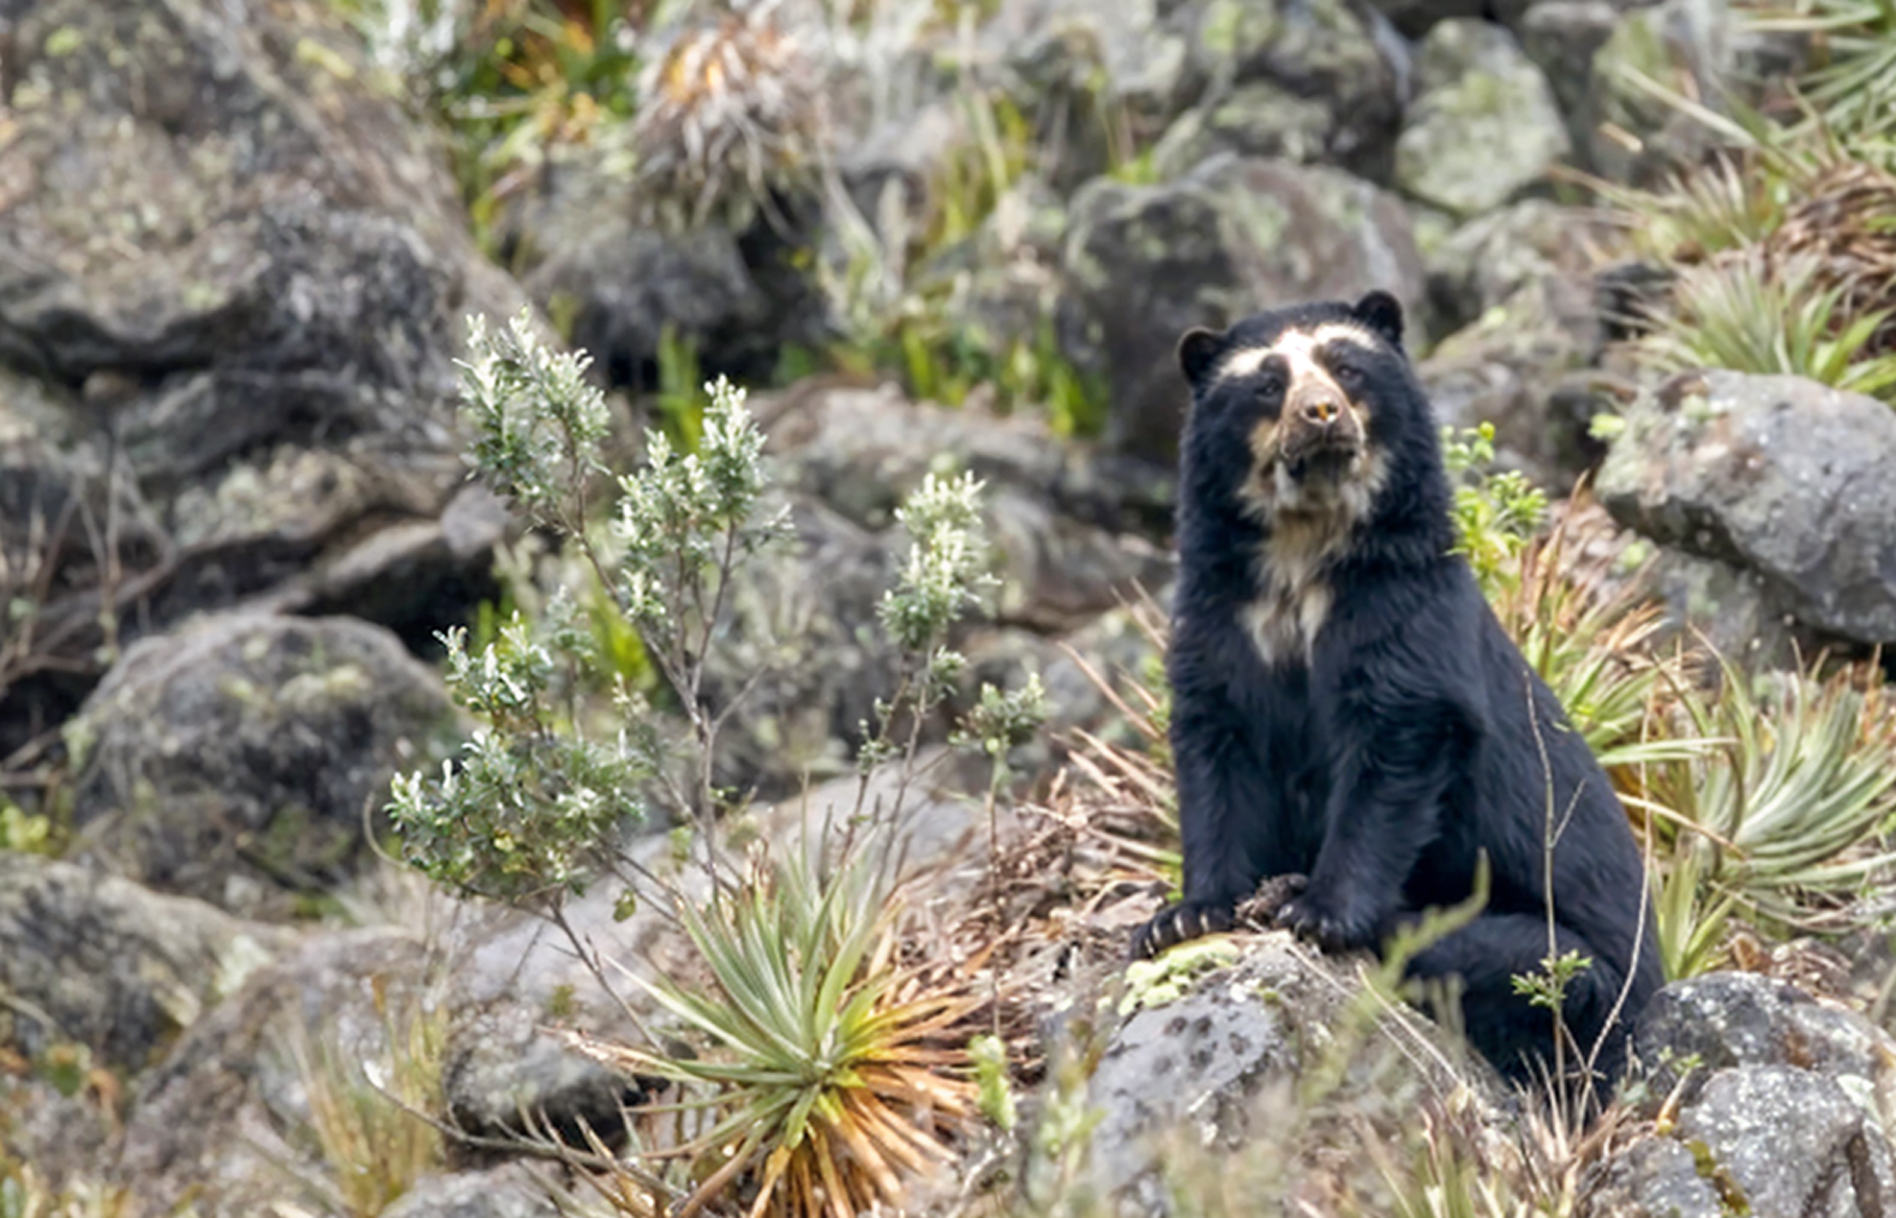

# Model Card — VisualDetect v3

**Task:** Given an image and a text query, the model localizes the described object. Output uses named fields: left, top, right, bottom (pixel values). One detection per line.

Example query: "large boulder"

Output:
left=1580, top=973, right=1896, bottom=1217
left=1077, top=932, right=1491, bottom=1214
left=1393, top=20, right=1572, bottom=218
left=1182, top=0, right=1406, bottom=181
left=0, top=853, right=287, bottom=1072
left=0, top=0, right=523, bottom=754
left=68, top=613, right=454, bottom=917
left=1058, top=156, right=1424, bottom=463
left=1595, top=371, right=1896, bottom=647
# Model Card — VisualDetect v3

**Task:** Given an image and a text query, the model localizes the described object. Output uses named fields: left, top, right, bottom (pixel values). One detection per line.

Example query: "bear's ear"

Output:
left=1178, top=327, right=1228, bottom=386
left=1352, top=291, right=1404, bottom=350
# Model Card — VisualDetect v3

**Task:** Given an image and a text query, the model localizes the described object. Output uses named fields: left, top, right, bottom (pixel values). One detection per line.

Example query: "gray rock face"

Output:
left=1083, top=934, right=1478, bottom=1209
left=1595, top=371, right=1896, bottom=646
left=116, top=928, right=441, bottom=1218
left=1632, top=972, right=1896, bottom=1122
left=1184, top=0, right=1406, bottom=179
left=379, top=1164, right=560, bottom=1218
left=0, top=853, right=288, bottom=1071
left=1580, top=972, right=1896, bottom=1218
left=69, top=613, right=453, bottom=916
left=1059, top=156, right=1424, bottom=462
left=0, top=0, right=522, bottom=752
left=1394, top=20, right=1572, bottom=217
left=1585, top=1067, right=1896, bottom=1217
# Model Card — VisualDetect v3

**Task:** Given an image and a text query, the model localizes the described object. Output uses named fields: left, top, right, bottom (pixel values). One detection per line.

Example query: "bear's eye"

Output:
left=1332, top=363, right=1365, bottom=392
left=1254, top=373, right=1285, bottom=402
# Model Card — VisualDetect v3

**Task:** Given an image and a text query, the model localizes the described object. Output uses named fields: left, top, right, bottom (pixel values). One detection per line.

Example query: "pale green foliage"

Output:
left=1755, top=0, right=1896, bottom=159
left=457, top=311, right=612, bottom=529
left=959, top=673, right=1050, bottom=760
left=1646, top=657, right=1896, bottom=977
left=879, top=470, right=995, bottom=654
left=387, top=602, right=653, bottom=903
left=391, top=312, right=787, bottom=901
left=971, top=1033, right=1018, bottom=1132
left=860, top=470, right=1004, bottom=773
left=1601, top=153, right=1792, bottom=264
left=1441, top=423, right=1547, bottom=601
left=1639, top=254, right=1896, bottom=399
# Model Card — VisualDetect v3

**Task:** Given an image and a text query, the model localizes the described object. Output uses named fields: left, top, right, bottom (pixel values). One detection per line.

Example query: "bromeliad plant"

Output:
left=1644, top=656, right=1896, bottom=978
left=564, top=845, right=981, bottom=1218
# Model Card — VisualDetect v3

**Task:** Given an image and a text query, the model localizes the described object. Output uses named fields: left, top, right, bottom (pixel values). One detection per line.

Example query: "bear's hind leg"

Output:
left=1406, top=913, right=1641, bottom=1095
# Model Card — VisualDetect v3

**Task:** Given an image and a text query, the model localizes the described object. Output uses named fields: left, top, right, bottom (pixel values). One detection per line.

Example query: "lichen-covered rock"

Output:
left=1582, top=1067, right=1896, bottom=1217
left=1059, top=156, right=1424, bottom=463
left=0, top=0, right=522, bottom=743
left=1185, top=0, right=1405, bottom=179
left=1082, top=934, right=1484, bottom=1211
left=69, top=613, right=454, bottom=917
left=115, top=929, right=442, bottom=1217
left=506, top=132, right=827, bottom=393
left=0, top=854, right=288, bottom=1071
left=1394, top=20, right=1571, bottom=217
left=1632, top=972, right=1896, bottom=1124
left=1149, top=82, right=1343, bottom=179
left=1580, top=972, right=1896, bottom=1218
left=1418, top=276, right=1613, bottom=482
left=1595, top=371, right=1896, bottom=646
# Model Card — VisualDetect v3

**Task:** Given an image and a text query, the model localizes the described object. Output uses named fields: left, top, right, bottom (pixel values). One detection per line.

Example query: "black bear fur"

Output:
left=1135, top=291, right=1662, bottom=1089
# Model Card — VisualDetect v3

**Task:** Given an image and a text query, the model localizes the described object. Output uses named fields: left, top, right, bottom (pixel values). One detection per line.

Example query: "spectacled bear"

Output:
left=1133, top=291, right=1662, bottom=1090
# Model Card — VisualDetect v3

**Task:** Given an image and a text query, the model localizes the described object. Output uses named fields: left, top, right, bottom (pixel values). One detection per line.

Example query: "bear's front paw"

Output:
left=1130, top=901, right=1234, bottom=960
left=1275, top=884, right=1377, bottom=953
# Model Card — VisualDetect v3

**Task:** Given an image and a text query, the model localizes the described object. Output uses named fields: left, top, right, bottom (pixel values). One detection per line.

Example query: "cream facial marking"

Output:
left=1215, top=322, right=1380, bottom=384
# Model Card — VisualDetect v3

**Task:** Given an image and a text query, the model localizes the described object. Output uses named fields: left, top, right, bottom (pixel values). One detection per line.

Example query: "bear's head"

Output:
left=1175, top=290, right=1439, bottom=543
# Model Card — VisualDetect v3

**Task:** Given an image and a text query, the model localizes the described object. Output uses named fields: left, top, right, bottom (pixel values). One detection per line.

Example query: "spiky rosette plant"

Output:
left=563, top=845, right=981, bottom=1218
left=631, top=6, right=828, bottom=231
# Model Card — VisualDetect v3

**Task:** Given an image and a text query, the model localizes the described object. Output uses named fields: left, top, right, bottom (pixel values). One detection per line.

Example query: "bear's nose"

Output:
left=1302, top=396, right=1341, bottom=426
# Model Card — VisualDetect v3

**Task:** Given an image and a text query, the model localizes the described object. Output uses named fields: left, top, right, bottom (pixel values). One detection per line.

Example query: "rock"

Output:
left=1577, top=1138, right=1724, bottom=1218
left=987, top=0, right=1197, bottom=166
left=1394, top=20, right=1571, bottom=218
left=1595, top=371, right=1896, bottom=647
left=379, top=1164, right=560, bottom=1218
left=1185, top=0, right=1406, bottom=181
left=1583, top=1067, right=1896, bottom=1217
left=1150, top=82, right=1346, bottom=179
left=0, top=853, right=288, bottom=1072
left=508, top=136, right=827, bottom=393
left=0, top=0, right=523, bottom=741
left=115, top=928, right=442, bottom=1217
left=68, top=613, right=454, bottom=917
left=1631, top=972, right=1896, bottom=1123
left=1082, top=933, right=1483, bottom=1208
left=1059, top=156, right=1424, bottom=463
left=1418, top=275, right=1615, bottom=483
left=1518, top=0, right=1633, bottom=148
left=1640, top=549, right=1795, bottom=668
left=1425, top=200, right=1614, bottom=329
left=1580, top=972, right=1896, bottom=1218
left=1362, top=0, right=1486, bottom=40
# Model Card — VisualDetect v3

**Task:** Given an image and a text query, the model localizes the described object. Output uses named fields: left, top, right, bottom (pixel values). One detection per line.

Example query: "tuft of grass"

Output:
left=564, top=845, right=981, bottom=1218
left=1755, top=0, right=1896, bottom=159
left=1636, top=252, right=1896, bottom=398
left=277, top=990, right=449, bottom=1218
